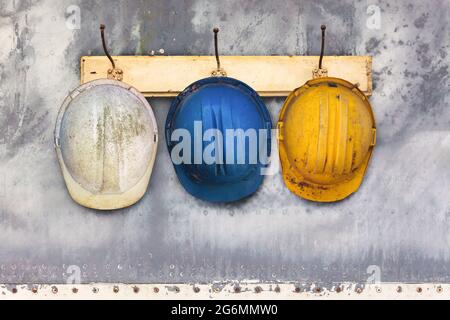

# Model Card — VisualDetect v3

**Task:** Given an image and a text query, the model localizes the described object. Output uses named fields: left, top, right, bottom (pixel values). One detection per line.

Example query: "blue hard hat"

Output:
left=165, top=77, right=272, bottom=203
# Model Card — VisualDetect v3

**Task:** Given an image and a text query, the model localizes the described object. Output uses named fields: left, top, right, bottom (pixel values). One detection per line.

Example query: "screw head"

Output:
left=52, top=286, right=58, bottom=294
left=153, top=287, right=159, bottom=293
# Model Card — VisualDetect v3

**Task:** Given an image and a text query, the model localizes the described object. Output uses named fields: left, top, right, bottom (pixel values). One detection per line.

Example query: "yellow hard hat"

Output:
left=277, top=26, right=376, bottom=202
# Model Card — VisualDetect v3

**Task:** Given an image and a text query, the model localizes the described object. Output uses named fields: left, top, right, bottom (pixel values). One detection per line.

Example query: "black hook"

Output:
left=319, top=25, right=326, bottom=70
left=213, top=27, right=221, bottom=70
left=100, top=24, right=116, bottom=69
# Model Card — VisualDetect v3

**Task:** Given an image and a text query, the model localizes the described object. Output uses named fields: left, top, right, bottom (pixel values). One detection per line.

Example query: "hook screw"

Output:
left=100, top=24, right=123, bottom=81
left=313, top=25, right=328, bottom=78
left=211, top=27, right=227, bottom=77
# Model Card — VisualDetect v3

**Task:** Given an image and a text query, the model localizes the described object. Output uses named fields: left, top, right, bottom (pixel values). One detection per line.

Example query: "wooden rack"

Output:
left=81, top=56, right=372, bottom=97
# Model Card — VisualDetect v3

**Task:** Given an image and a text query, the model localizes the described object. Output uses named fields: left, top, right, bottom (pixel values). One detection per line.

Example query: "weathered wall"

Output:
left=0, top=0, right=449, bottom=285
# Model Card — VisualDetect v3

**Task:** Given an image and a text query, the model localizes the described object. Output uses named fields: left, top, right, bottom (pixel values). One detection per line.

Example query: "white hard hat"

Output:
left=55, top=79, right=158, bottom=210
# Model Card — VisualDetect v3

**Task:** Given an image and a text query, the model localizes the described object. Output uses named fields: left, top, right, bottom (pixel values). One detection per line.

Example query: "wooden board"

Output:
left=81, top=56, right=372, bottom=97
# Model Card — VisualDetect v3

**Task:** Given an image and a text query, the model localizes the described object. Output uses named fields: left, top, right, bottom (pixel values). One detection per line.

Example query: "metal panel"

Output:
left=0, top=0, right=449, bottom=296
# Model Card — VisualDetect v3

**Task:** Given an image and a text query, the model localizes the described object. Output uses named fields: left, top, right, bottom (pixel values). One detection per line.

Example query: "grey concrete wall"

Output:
left=0, top=0, right=449, bottom=285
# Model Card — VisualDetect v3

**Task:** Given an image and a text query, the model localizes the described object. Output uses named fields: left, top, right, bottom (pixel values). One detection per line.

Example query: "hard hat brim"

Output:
left=279, top=141, right=373, bottom=202
left=57, top=149, right=156, bottom=210
left=173, top=164, right=265, bottom=203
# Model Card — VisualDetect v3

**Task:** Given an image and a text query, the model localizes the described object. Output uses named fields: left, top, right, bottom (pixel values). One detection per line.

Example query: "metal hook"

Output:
left=319, top=25, right=326, bottom=70
left=100, top=24, right=115, bottom=69
left=211, top=27, right=227, bottom=77
left=100, top=24, right=123, bottom=81
left=313, top=25, right=328, bottom=78
left=214, top=28, right=221, bottom=70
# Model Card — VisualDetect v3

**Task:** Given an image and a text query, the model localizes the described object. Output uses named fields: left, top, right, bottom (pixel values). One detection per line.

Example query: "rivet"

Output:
left=133, top=286, right=140, bottom=294
left=437, top=286, right=443, bottom=293
left=396, top=286, right=402, bottom=293
left=12, top=288, right=17, bottom=294
left=193, top=287, right=200, bottom=293
left=255, top=286, right=262, bottom=293
left=72, top=288, right=78, bottom=294
left=31, top=287, right=38, bottom=294
left=52, top=286, right=58, bottom=294
left=416, top=287, right=422, bottom=293
left=174, top=287, right=180, bottom=293
left=336, top=286, right=342, bottom=293
left=376, top=287, right=382, bottom=293
left=153, top=287, right=159, bottom=293
left=275, top=286, right=281, bottom=293
left=294, top=287, right=301, bottom=293
left=113, top=286, right=119, bottom=293
left=356, top=287, right=362, bottom=294
left=315, top=287, right=322, bottom=293
left=92, top=287, right=99, bottom=294
left=234, top=286, right=241, bottom=293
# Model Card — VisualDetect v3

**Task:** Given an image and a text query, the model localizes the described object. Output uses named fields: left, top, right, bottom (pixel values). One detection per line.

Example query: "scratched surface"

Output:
left=0, top=0, right=449, bottom=286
